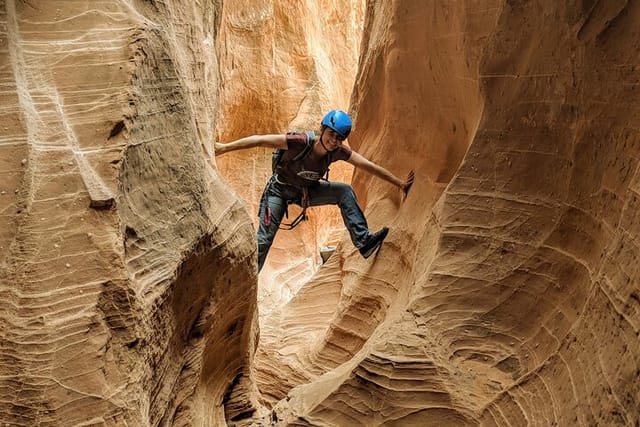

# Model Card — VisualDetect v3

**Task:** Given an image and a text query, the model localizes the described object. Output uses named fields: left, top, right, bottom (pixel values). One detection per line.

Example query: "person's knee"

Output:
left=335, top=183, right=356, bottom=203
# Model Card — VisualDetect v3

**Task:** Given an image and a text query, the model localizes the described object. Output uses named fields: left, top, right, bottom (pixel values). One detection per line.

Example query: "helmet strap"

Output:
left=318, top=127, right=332, bottom=153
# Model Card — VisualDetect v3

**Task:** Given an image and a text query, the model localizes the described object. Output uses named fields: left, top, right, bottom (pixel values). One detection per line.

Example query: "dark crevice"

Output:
left=107, top=120, right=126, bottom=140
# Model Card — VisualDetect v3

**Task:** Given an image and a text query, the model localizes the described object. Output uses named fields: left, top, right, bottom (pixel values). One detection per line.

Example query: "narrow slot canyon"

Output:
left=0, top=1, right=639, bottom=427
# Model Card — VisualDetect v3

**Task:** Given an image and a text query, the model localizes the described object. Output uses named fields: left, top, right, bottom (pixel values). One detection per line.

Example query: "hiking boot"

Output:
left=359, top=227, right=389, bottom=259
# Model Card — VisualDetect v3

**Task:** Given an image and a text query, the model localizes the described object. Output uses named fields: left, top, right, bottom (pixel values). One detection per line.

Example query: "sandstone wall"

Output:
left=214, top=0, right=364, bottom=311
left=254, top=1, right=640, bottom=426
left=1, top=1, right=256, bottom=425
left=2, top=0, right=640, bottom=426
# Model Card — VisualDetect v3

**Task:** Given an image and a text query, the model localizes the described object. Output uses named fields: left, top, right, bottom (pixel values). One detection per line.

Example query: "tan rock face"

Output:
left=214, top=0, right=364, bottom=311
left=2, top=1, right=640, bottom=426
left=1, top=1, right=256, bottom=425
left=254, top=1, right=640, bottom=426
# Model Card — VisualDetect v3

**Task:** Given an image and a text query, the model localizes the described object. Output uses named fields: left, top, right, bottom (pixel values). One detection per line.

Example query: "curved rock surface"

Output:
left=214, top=0, right=364, bottom=313
left=254, top=1, right=640, bottom=426
left=1, top=1, right=639, bottom=427
left=1, top=1, right=256, bottom=425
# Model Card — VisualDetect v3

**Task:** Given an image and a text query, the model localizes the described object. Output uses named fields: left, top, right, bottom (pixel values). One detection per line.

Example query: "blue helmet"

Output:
left=321, top=110, right=352, bottom=140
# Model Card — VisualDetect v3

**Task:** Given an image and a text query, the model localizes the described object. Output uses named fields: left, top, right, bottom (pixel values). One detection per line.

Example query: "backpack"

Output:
left=271, top=131, right=332, bottom=181
left=271, top=131, right=315, bottom=174
left=266, top=131, right=334, bottom=230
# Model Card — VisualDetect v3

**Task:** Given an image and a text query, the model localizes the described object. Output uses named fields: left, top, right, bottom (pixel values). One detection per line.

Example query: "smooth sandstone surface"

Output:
left=1, top=1, right=639, bottom=426
left=214, top=0, right=363, bottom=315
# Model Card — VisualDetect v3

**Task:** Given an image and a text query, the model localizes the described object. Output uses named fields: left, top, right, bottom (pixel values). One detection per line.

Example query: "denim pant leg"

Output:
left=256, top=184, right=289, bottom=272
left=308, top=181, right=370, bottom=248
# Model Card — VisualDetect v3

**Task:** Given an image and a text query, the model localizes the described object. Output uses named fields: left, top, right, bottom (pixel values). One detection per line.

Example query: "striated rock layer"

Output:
left=253, top=1, right=640, bottom=426
left=2, top=0, right=640, bottom=426
left=1, top=1, right=257, bottom=426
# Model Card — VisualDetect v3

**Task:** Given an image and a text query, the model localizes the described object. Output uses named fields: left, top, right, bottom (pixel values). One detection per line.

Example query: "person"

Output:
left=214, top=110, right=414, bottom=272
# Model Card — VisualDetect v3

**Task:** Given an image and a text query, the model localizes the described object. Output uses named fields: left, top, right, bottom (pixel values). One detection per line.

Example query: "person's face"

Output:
left=322, top=128, right=345, bottom=151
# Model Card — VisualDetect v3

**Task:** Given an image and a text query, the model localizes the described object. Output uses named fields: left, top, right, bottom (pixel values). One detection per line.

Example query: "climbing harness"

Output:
left=262, top=130, right=334, bottom=230
left=262, top=174, right=311, bottom=230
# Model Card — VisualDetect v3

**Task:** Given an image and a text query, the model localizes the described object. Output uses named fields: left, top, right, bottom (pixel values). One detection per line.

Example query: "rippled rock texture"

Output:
left=1, top=1, right=256, bottom=425
left=2, top=1, right=640, bottom=426
left=254, top=1, right=640, bottom=426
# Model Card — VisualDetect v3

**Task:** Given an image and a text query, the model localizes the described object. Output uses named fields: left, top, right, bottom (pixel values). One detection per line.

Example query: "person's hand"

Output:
left=402, top=170, right=414, bottom=199
left=214, top=142, right=226, bottom=155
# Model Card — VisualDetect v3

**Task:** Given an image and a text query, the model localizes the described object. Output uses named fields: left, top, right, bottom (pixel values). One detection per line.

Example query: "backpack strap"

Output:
left=290, top=131, right=315, bottom=163
left=273, top=131, right=315, bottom=173
left=289, top=130, right=334, bottom=181
left=324, top=150, right=332, bottom=180
left=291, top=130, right=333, bottom=181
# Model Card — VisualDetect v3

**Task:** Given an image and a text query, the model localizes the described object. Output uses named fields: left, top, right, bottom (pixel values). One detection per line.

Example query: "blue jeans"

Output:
left=257, top=177, right=370, bottom=271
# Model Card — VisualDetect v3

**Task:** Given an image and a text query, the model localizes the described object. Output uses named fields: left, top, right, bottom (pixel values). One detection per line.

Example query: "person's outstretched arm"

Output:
left=347, top=151, right=414, bottom=195
left=214, top=134, right=287, bottom=156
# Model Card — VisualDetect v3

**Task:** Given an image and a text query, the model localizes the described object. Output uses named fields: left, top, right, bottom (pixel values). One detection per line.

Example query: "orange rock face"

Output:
left=254, top=1, right=640, bottom=426
left=214, top=0, right=364, bottom=312
left=2, top=1, right=640, bottom=427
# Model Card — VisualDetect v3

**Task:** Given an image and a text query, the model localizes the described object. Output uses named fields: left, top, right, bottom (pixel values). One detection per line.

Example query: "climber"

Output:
left=214, top=110, right=414, bottom=272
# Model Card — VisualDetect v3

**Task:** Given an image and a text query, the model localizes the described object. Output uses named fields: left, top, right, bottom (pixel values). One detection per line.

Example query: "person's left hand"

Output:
left=402, top=170, right=414, bottom=199
left=214, top=142, right=226, bottom=155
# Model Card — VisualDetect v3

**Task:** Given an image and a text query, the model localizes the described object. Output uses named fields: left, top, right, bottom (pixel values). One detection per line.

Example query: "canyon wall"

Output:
left=1, top=1, right=257, bottom=425
left=1, top=0, right=639, bottom=426
left=254, top=1, right=640, bottom=426
left=214, top=0, right=364, bottom=314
